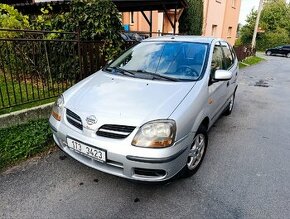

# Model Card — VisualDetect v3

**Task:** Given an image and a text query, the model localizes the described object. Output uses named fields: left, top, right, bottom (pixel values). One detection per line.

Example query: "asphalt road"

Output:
left=1, top=54, right=290, bottom=219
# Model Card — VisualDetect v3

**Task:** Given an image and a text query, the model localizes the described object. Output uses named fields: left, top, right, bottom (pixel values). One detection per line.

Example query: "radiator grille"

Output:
left=66, top=109, right=83, bottom=130
left=96, top=124, right=135, bottom=139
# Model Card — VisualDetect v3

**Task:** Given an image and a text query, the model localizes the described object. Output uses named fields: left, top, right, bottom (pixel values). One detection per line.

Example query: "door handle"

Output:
left=227, top=81, right=230, bottom=87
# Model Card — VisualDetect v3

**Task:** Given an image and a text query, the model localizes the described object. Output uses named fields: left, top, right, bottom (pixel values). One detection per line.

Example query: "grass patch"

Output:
left=0, top=98, right=55, bottom=115
left=239, top=56, right=265, bottom=69
left=0, top=119, right=54, bottom=170
left=0, top=73, right=69, bottom=115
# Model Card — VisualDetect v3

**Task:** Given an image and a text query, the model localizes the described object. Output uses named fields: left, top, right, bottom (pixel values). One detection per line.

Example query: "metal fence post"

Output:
left=77, top=28, right=83, bottom=80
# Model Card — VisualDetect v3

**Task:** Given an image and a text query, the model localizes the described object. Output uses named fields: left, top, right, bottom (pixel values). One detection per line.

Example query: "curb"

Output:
left=0, top=102, right=54, bottom=129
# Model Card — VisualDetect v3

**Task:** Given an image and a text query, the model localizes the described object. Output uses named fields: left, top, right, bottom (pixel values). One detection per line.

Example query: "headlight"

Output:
left=132, top=120, right=176, bottom=148
left=51, top=95, right=64, bottom=121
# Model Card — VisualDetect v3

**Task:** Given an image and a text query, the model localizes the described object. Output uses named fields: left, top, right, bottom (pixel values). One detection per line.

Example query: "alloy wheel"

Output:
left=229, top=95, right=234, bottom=112
left=187, top=134, right=206, bottom=170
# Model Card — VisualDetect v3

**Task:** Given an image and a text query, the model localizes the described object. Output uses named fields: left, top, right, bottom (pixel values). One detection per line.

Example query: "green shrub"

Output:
left=0, top=4, right=30, bottom=38
left=65, top=0, right=123, bottom=60
left=240, top=0, right=290, bottom=50
left=234, top=38, right=243, bottom=47
left=0, top=119, right=53, bottom=170
left=256, top=28, right=290, bottom=50
left=179, top=0, right=203, bottom=35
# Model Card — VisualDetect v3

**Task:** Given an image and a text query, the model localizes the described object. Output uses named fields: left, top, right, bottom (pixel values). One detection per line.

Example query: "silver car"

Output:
left=49, top=36, right=238, bottom=182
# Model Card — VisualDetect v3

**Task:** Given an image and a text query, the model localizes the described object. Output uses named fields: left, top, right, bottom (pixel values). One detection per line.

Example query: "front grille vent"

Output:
left=134, top=168, right=166, bottom=177
left=66, top=109, right=83, bottom=130
left=96, top=124, right=136, bottom=139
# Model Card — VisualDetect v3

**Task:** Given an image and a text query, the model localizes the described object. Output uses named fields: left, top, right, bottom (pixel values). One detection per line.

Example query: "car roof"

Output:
left=143, top=35, right=220, bottom=44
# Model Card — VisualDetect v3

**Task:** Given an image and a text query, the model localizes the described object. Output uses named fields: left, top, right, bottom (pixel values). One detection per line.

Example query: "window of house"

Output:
left=130, top=12, right=134, bottom=24
left=227, top=26, right=233, bottom=38
left=212, top=25, right=217, bottom=37
left=232, top=0, right=236, bottom=8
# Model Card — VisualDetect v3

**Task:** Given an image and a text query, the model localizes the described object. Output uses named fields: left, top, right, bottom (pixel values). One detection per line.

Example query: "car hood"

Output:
left=64, top=71, right=195, bottom=126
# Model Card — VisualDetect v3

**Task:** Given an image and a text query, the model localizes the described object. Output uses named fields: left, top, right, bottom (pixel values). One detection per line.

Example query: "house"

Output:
left=122, top=9, right=184, bottom=36
left=203, top=0, right=241, bottom=45
left=6, top=0, right=187, bottom=36
left=123, top=0, right=241, bottom=45
left=4, top=0, right=240, bottom=44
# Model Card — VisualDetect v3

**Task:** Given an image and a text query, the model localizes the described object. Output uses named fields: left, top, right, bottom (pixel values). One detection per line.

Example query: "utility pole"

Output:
left=252, top=0, right=264, bottom=49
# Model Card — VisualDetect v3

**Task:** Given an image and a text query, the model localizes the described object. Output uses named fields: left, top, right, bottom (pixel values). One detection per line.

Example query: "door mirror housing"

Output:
left=213, top=70, right=232, bottom=81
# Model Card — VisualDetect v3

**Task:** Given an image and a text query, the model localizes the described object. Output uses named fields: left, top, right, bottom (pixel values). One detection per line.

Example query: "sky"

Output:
left=239, top=0, right=260, bottom=25
left=239, top=0, right=290, bottom=25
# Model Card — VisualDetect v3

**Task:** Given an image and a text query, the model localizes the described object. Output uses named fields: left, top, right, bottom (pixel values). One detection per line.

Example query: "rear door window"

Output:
left=211, top=42, right=224, bottom=76
left=221, top=42, right=234, bottom=70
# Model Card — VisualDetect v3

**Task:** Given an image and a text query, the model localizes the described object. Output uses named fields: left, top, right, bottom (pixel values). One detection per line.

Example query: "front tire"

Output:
left=287, top=53, right=290, bottom=58
left=180, top=125, right=208, bottom=178
left=266, top=51, right=272, bottom=56
left=224, top=92, right=235, bottom=116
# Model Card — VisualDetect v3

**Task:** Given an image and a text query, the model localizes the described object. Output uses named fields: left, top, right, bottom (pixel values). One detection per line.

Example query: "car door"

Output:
left=285, top=46, right=290, bottom=56
left=281, top=46, right=290, bottom=55
left=207, top=41, right=228, bottom=122
left=273, top=46, right=283, bottom=55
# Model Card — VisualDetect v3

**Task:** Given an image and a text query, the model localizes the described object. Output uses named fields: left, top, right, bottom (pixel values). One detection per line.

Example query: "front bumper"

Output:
left=49, top=117, right=193, bottom=182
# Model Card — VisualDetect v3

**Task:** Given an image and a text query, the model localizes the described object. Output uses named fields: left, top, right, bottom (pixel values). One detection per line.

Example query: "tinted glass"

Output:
left=109, top=41, right=208, bottom=80
left=229, top=44, right=237, bottom=61
left=211, top=43, right=224, bottom=76
left=221, top=42, right=234, bottom=69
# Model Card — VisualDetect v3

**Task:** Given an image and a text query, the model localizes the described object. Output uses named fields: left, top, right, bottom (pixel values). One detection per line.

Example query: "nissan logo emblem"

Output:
left=86, top=115, right=97, bottom=125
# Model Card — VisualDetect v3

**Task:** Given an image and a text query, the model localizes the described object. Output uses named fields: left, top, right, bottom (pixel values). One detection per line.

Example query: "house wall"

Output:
left=122, top=0, right=241, bottom=44
left=122, top=11, right=159, bottom=34
left=203, top=0, right=241, bottom=45
left=203, top=0, right=227, bottom=38
left=122, top=10, right=181, bottom=35
left=221, top=0, right=241, bottom=45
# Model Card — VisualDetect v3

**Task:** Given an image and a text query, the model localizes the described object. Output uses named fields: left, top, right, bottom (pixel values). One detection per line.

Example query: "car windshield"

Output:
left=107, top=41, right=208, bottom=81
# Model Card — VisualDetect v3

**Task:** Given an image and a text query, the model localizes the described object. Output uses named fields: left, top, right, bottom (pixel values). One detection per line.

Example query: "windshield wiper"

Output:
left=105, top=67, right=135, bottom=77
left=135, top=70, right=179, bottom=82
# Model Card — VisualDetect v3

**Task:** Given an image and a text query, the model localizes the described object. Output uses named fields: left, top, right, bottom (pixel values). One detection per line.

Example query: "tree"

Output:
left=239, top=0, right=290, bottom=50
left=0, top=4, right=30, bottom=38
left=67, top=0, right=123, bottom=60
left=179, top=0, right=203, bottom=35
left=239, top=10, right=257, bottom=45
left=261, top=0, right=290, bottom=32
left=31, top=0, right=123, bottom=60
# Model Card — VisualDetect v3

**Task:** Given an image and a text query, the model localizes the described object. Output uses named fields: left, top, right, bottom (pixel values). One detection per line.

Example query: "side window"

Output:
left=229, top=44, right=237, bottom=61
left=221, top=42, right=234, bottom=69
left=211, top=42, right=224, bottom=77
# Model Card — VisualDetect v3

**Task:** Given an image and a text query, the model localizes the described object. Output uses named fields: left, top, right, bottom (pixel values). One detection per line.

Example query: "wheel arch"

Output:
left=191, top=115, right=210, bottom=134
left=199, top=117, right=210, bottom=131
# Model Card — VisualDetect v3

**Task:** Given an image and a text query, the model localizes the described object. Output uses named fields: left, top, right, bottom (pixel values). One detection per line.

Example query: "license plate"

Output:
left=67, top=138, right=106, bottom=162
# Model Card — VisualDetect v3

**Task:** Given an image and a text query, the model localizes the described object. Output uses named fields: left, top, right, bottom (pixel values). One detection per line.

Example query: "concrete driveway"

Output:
left=1, top=54, right=290, bottom=219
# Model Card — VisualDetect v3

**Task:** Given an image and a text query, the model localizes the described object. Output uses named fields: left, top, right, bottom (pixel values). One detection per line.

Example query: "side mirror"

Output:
left=213, top=70, right=232, bottom=81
